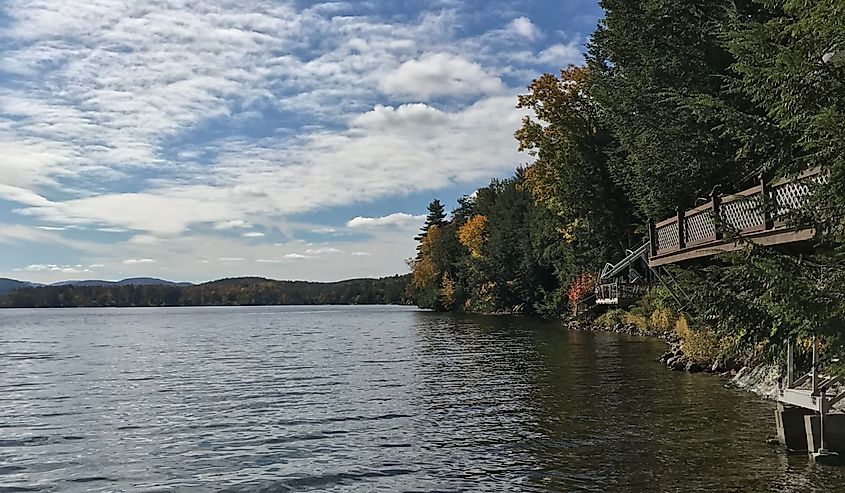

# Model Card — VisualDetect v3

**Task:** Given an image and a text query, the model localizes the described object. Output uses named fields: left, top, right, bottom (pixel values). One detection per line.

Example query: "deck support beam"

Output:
left=711, top=193, right=722, bottom=242
left=760, top=174, right=774, bottom=230
left=676, top=208, right=685, bottom=250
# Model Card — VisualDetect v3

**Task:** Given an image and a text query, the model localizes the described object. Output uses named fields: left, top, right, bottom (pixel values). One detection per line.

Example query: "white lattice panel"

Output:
left=720, top=197, right=763, bottom=231
left=656, top=222, right=679, bottom=251
left=774, top=173, right=829, bottom=216
left=684, top=211, right=715, bottom=243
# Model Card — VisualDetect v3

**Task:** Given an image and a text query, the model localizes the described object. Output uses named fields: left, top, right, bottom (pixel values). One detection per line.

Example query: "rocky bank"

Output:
left=567, top=319, right=741, bottom=375
left=567, top=320, right=845, bottom=413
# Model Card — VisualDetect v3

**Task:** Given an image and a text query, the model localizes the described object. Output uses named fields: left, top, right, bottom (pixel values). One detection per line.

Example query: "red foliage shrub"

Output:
left=567, top=273, right=596, bottom=306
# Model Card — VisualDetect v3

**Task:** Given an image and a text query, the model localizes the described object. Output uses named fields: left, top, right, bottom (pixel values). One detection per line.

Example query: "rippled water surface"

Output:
left=2, top=306, right=845, bottom=492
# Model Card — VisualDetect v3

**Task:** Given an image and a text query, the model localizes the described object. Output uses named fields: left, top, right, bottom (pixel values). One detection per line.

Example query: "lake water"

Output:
left=1, top=305, right=844, bottom=492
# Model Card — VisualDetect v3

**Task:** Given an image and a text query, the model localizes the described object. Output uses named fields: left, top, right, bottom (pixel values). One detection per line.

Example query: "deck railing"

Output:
left=595, top=281, right=649, bottom=305
left=648, top=167, right=828, bottom=265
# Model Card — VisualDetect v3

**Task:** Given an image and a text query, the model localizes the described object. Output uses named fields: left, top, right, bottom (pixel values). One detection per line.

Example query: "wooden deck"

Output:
left=595, top=282, right=648, bottom=306
left=648, top=167, right=827, bottom=267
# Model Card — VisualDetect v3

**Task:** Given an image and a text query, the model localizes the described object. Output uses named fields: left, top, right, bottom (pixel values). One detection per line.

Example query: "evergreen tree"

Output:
left=415, top=199, right=447, bottom=242
left=587, top=0, right=769, bottom=218
left=725, top=0, right=845, bottom=237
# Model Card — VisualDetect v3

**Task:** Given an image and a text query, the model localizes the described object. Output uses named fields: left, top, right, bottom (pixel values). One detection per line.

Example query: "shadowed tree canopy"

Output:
left=586, top=0, right=772, bottom=219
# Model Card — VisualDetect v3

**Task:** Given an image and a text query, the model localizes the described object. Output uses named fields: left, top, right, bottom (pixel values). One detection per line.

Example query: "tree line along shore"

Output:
left=0, top=276, right=411, bottom=308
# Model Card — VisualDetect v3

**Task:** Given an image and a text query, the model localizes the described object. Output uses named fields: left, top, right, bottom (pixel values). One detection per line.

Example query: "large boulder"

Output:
left=666, top=355, right=686, bottom=371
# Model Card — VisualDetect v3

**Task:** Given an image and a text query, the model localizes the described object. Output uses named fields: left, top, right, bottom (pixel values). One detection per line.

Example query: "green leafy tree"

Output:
left=516, top=66, right=637, bottom=300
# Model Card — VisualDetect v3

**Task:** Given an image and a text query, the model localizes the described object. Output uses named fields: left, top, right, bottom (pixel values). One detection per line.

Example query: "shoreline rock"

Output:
left=728, top=364, right=780, bottom=400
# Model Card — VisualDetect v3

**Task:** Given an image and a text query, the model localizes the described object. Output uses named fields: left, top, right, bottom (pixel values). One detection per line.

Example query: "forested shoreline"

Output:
left=0, top=276, right=410, bottom=308
left=409, top=1, right=845, bottom=367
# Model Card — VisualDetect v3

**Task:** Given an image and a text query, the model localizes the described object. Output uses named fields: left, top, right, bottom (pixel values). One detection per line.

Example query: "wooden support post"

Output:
left=820, top=397, right=828, bottom=453
left=760, top=174, right=774, bottom=230
left=711, top=193, right=722, bottom=241
left=648, top=219, right=658, bottom=257
left=676, top=208, right=686, bottom=250
left=787, top=338, right=795, bottom=388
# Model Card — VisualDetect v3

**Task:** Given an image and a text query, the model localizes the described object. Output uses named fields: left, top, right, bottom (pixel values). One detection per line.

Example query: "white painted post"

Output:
left=787, top=338, right=794, bottom=388
left=819, top=391, right=828, bottom=453
left=812, top=335, right=819, bottom=396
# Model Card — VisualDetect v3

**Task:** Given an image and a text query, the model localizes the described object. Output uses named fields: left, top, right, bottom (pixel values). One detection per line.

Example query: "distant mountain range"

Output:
left=0, top=277, right=193, bottom=295
left=0, top=279, right=42, bottom=295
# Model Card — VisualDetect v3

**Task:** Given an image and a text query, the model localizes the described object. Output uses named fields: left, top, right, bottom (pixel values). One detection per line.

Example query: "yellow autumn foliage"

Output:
left=412, top=225, right=441, bottom=289
left=458, top=214, right=488, bottom=257
left=440, top=272, right=455, bottom=309
left=675, top=316, right=721, bottom=363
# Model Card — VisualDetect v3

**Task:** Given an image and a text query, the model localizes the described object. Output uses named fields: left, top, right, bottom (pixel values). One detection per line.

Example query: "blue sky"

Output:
left=0, top=0, right=603, bottom=283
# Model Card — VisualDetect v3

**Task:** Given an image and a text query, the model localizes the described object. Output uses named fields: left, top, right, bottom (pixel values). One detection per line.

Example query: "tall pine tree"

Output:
left=415, top=199, right=447, bottom=243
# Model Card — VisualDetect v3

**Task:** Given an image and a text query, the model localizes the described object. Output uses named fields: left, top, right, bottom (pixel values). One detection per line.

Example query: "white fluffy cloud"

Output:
left=13, top=96, right=526, bottom=235
left=379, top=53, right=504, bottom=98
left=537, top=41, right=584, bottom=65
left=214, top=220, right=253, bottom=230
left=3, top=2, right=529, bottom=236
left=123, top=258, right=156, bottom=265
left=0, top=184, right=52, bottom=207
left=347, top=213, right=425, bottom=229
left=305, top=247, right=341, bottom=255
left=17, top=193, right=238, bottom=235
left=0, top=0, right=590, bottom=282
left=507, top=17, right=541, bottom=40
left=19, top=264, right=93, bottom=274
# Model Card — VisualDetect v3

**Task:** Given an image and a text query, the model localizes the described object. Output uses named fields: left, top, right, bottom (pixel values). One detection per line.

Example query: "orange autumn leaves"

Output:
left=567, top=273, right=595, bottom=306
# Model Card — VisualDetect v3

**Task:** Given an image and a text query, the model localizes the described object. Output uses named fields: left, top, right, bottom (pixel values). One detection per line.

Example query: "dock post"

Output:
left=786, top=338, right=794, bottom=388
left=808, top=335, right=840, bottom=464
left=815, top=335, right=825, bottom=452
left=711, top=192, right=722, bottom=242
left=812, top=336, right=819, bottom=396
left=647, top=219, right=658, bottom=257
left=820, top=396, right=827, bottom=452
